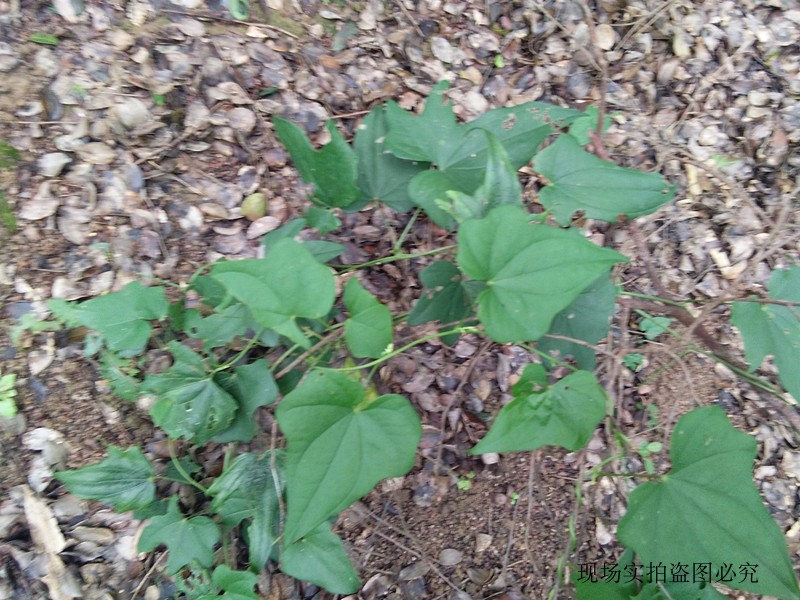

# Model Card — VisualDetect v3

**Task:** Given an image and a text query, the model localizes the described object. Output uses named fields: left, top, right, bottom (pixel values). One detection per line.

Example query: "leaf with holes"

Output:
left=343, top=278, right=393, bottom=359
left=208, top=451, right=283, bottom=570
left=457, top=205, right=626, bottom=342
left=534, top=136, right=677, bottom=225
left=138, top=496, right=220, bottom=574
left=273, top=117, right=360, bottom=208
left=471, top=369, right=607, bottom=454
left=732, top=265, right=800, bottom=401
left=55, top=446, right=155, bottom=511
left=617, top=406, right=800, bottom=599
left=210, top=238, right=335, bottom=348
left=276, top=369, right=421, bottom=542
left=144, top=342, right=238, bottom=444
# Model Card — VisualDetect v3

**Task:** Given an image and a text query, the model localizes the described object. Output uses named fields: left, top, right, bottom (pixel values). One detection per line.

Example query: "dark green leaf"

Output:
left=354, top=106, right=428, bottom=212
left=302, top=240, right=346, bottom=263
left=304, top=206, right=341, bottom=233
left=273, top=117, right=360, bottom=208
left=98, top=351, right=140, bottom=401
left=617, top=406, right=800, bottom=599
left=408, top=260, right=474, bottom=326
left=457, top=205, right=626, bottom=342
left=471, top=370, right=606, bottom=454
left=55, top=446, right=154, bottom=512
left=138, top=496, right=220, bottom=574
left=276, top=370, right=421, bottom=542
left=208, top=451, right=283, bottom=570
left=538, top=275, right=617, bottom=370
left=144, top=341, right=238, bottom=443
left=343, top=278, right=393, bottom=358
left=534, top=136, right=677, bottom=225
left=435, top=130, right=523, bottom=224
left=732, top=265, right=800, bottom=401
left=213, top=359, right=278, bottom=443
left=184, top=305, right=249, bottom=351
left=197, top=565, right=259, bottom=600
left=281, top=522, right=360, bottom=594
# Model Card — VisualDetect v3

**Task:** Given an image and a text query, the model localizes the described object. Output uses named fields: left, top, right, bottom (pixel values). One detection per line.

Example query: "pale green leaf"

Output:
left=617, top=406, right=800, bottom=599
left=55, top=446, right=154, bottom=511
left=273, top=117, right=360, bottom=208
left=276, top=369, right=421, bottom=542
left=534, top=136, right=677, bottom=225
left=471, top=370, right=607, bottom=454
left=48, top=282, right=167, bottom=356
left=457, top=205, right=626, bottom=342
left=138, top=497, right=220, bottom=574
left=198, top=565, right=259, bottom=600
left=343, top=278, right=393, bottom=358
left=281, top=522, right=360, bottom=594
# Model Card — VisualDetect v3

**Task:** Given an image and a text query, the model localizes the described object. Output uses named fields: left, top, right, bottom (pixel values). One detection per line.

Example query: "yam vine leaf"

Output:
left=207, top=451, right=283, bottom=570
left=343, top=277, right=393, bottom=359
left=457, top=205, right=626, bottom=342
left=731, top=264, right=800, bottom=401
left=47, top=281, right=167, bottom=356
left=385, top=81, right=581, bottom=227
left=538, top=275, right=617, bottom=370
left=272, top=117, right=360, bottom=208
left=138, top=496, right=221, bottom=574
left=144, top=341, right=238, bottom=444
left=471, top=366, right=607, bottom=454
left=55, top=446, right=155, bottom=511
left=276, top=369, right=421, bottom=542
left=353, top=106, right=427, bottom=211
left=281, top=521, right=360, bottom=594
left=210, top=238, right=335, bottom=348
left=534, top=135, right=677, bottom=225
left=617, top=406, right=800, bottom=600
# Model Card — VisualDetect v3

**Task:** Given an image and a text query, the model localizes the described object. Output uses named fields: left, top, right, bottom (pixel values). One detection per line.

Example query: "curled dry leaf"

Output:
left=19, top=181, right=60, bottom=220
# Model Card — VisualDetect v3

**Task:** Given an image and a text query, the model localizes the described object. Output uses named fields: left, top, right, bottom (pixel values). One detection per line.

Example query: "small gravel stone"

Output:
left=38, top=152, right=72, bottom=177
left=439, top=548, right=463, bottom=566
left=430, top=36, right=454, bottom=63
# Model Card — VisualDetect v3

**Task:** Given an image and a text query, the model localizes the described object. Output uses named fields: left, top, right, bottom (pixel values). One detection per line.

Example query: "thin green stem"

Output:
left=334, top=245, right=457, bottom=273
left=392, top=208, right=422, bottom=253
left=332, top=325, right=478, bottom=372
left=690, top=346, right=786, bottom=399
left=168, top=440, right=207, bottom=494
left=621, top=291, right=690, bottom=309
left=211, top=328, right=267, bottom=375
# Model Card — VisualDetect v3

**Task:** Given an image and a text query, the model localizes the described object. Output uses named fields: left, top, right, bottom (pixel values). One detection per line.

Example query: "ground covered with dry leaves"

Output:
left=0, top=0, right=799, bottom=598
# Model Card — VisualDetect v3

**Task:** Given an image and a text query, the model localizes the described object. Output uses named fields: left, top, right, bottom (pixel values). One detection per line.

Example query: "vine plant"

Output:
left=25, top=82, right=799, bottom=598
